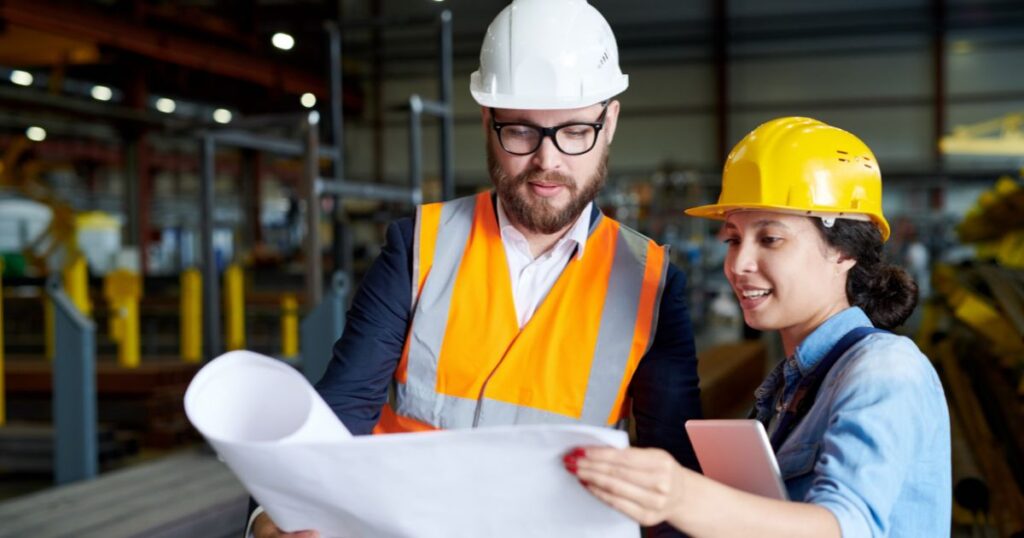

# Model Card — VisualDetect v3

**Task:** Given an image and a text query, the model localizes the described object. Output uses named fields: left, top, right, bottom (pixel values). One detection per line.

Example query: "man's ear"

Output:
left=604, top=100, right=621, bottom=145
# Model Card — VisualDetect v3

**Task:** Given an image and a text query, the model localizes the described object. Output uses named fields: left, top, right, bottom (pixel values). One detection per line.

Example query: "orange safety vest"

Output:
left=374, top=191, right=668, bottom=433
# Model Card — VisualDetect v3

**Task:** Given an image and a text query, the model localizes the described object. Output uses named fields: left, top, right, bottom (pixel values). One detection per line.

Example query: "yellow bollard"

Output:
left=1, top=258, right=6, bottom=425
left=281, top=294, right=299, bottom=358
left=180, top=268, right=202, bottom=363
left=63, top=253, right=92, bottom=316
left=224, top=263, right=246, bottom=351
left=103, top=269, right=142, bottom=368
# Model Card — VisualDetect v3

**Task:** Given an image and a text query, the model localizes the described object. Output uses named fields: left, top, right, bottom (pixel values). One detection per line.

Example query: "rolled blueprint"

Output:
left=185, top=350, right=638, bottom=538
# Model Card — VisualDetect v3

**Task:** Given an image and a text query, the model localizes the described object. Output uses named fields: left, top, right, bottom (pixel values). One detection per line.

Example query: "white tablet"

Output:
left=685, top=419, right=789, bottom=500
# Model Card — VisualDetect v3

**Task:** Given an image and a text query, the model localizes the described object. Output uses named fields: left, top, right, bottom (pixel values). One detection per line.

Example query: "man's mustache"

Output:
left=516, top=171, right=576, bottom=189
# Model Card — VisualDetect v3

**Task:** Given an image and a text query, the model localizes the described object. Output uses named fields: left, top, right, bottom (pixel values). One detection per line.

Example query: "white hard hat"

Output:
left=470, top=0, right=628, bottom=110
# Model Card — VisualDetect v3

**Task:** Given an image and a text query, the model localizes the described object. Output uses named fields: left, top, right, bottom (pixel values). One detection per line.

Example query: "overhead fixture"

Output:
left=90, top=85, right=113, bottom=101
left=213, top=108, right=233, bottom=124
left=300, top=92, right=317, bottom=108
left=10, top=70, right=33, bottom=86
left=272, top=32, right=295, bottom=51
left=26, top=126, right=46, bottom=142
left=951, top=40, right=973, bottom=55
left=156, top=97, right=176, bottom=113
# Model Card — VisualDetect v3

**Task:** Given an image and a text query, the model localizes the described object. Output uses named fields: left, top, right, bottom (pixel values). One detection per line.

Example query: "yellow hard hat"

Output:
left=686, top=116, right=891, bottom=241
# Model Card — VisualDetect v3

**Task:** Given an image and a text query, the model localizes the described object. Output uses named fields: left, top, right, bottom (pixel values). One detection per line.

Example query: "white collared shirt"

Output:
left=496, top=198, right=592, bottom=328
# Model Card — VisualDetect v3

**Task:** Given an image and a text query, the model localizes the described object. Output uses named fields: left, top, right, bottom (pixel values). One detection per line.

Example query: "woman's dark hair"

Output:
left=813, top=219, right=918, bottom=330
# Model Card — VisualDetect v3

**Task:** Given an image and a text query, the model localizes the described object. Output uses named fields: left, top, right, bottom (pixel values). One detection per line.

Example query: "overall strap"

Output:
left=769, top=326, right=889, bottom=452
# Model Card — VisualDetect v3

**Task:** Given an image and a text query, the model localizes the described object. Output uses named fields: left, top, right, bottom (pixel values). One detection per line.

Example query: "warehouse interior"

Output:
left=0, top=0, right=1023, bottom=536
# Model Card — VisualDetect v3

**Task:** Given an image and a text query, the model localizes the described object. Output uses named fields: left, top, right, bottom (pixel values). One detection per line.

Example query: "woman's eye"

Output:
left=760, top=236, right=781, bottom=246
left=722, top=237, right=739, bottom=246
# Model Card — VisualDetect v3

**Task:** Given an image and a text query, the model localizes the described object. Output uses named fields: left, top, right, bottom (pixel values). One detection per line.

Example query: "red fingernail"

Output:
left=565, top=461, right=578, bottom=474
left=570, top=447, right=586, bottom=458
left=579, top=479, right=589, bottom=487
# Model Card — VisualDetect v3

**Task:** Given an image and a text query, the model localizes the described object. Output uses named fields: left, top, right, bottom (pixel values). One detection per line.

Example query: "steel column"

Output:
left=439, top=9, right=455, bottom=201
left=48, top=277, right=97, bottom=484
left=199, top=135, right=221, bottom=361
left=300, top=271, right=349, bottom=385
left=303, top=114, right=323, bottom=306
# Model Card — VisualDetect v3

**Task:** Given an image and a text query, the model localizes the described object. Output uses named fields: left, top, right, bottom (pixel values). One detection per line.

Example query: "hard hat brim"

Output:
left=685, top=203, right=891, bottom=241
left=470, top=74, right=628, bottom=110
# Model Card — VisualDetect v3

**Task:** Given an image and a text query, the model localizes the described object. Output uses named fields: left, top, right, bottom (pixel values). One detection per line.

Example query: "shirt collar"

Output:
left=791, top=306, right=873, bottom=376
left=495, top=197, right=591, bottom=260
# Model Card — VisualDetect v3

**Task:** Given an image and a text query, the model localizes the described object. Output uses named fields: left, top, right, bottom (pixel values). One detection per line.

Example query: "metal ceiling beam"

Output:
left=0, top=0, right=328, bottom=97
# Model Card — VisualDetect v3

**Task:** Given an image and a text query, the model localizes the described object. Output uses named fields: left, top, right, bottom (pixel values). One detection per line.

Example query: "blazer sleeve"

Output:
left=630, top=263, right=702, bottom=467
left=630, top=263, right=703, bottom=538
left=313, top=217, right=415, bottom=434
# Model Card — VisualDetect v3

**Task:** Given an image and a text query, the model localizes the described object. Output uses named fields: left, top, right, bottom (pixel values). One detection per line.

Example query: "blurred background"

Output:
left=0, top=0, right=1022, bottom=536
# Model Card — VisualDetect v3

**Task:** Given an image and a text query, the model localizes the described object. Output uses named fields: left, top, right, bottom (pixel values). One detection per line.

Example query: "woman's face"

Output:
left=721, top=211, right=855, bottom=352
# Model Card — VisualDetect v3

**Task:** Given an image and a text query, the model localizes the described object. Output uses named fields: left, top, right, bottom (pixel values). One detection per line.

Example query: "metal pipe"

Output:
left=408, top=96, right=424, bottom=207
left=199, top=135, right=221, bottom=361
left=303, top=113, right=323, bottom=306
left=315, top=179, right=420, bottom=204
left=932, top=0, right=947, bottom=165
left=326, top=20, right=348, bottom=275
left=439, top=9, right=455, bottom=201
left=416, top=98, right=451, bottom=118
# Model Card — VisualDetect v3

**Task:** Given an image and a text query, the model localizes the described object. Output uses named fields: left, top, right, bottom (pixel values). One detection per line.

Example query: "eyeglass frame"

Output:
left=489, top=102, right=610, bottom=156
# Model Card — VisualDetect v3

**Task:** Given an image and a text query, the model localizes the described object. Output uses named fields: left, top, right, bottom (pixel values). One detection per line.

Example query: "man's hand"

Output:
left=252, top=512, right=320, bottom=538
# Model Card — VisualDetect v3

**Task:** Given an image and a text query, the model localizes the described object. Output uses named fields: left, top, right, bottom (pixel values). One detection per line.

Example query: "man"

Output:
left=252, top=1, right=701, bottom=536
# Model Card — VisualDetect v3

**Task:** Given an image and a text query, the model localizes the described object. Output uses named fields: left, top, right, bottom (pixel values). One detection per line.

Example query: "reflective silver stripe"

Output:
left=400, top=195, right=477, bottom=426
left=410, top=205, right=423, bottom=308
left=398, top=382, right=587, bottom=428
left=579, top=225, right=648, bottom=425
left=475, top=398, right=584, bottom=427
left=648, top=244, right=671, bottom=351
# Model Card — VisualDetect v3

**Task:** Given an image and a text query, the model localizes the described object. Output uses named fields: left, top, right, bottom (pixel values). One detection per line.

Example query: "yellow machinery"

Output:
left=920, top=172, right=1024, bottom=536
left=103, top=269, right=142, bottom=368
left=940, top=113, right=1024, bottom=157
left=224, top=263, right=246, bottom=351
left=281, top=294, right=299, bottom=358
left=181, top=268, right=202, bottom=363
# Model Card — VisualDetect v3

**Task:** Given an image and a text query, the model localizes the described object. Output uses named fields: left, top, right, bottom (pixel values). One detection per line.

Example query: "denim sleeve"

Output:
left=630, top=264, right=702, bottom=538
left=806, top=336, right=947, bottom=537
left=314, top=218, right=414, bottom=435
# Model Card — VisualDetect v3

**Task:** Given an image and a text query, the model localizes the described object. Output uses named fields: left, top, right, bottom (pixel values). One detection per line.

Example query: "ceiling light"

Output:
left=156, top=97, right=176, bottom=113
left=213, top=108, right=233, bottom=124
left=10, top=70, right=33, bottom=86
left=300, top=92, right=317, bottom=108
left=272, top=32, right=295, bottom=51
left=26, top=126, right=46, bottom=142
left=91, top=85, right=113, bottom=101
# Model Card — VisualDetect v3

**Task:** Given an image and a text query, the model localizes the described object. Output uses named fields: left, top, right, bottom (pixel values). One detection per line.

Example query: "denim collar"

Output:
left=791, top=307, right=873, bottom=376
left=752, top=306, right=873, bottom=425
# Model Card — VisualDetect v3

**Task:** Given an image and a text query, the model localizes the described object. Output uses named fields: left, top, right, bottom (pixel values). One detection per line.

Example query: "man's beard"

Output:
left=487, top=143, right=608, bottom=235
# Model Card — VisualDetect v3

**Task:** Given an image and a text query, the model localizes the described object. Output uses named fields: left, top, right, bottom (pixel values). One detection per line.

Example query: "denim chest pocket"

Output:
left=777, top=442, right=820, bottom=481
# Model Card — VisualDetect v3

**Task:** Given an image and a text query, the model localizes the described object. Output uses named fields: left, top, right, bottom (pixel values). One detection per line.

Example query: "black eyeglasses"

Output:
left=490, top=103, right=609, bottom=156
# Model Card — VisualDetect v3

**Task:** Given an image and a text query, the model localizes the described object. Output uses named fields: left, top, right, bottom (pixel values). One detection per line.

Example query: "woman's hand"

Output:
left=564, top=446, right=690, bottom=527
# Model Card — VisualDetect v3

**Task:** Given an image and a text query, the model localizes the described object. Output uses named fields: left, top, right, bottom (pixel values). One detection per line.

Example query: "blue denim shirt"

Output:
left=753, top=307, right=951, bottom=537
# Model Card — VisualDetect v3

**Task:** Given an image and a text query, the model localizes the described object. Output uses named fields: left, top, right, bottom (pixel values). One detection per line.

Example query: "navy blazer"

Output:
left=315, top=206, right=702, bottom=467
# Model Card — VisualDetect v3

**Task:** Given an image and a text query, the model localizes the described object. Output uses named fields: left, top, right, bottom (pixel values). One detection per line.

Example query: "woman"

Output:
left=566, top=117, right=951, bottom=537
